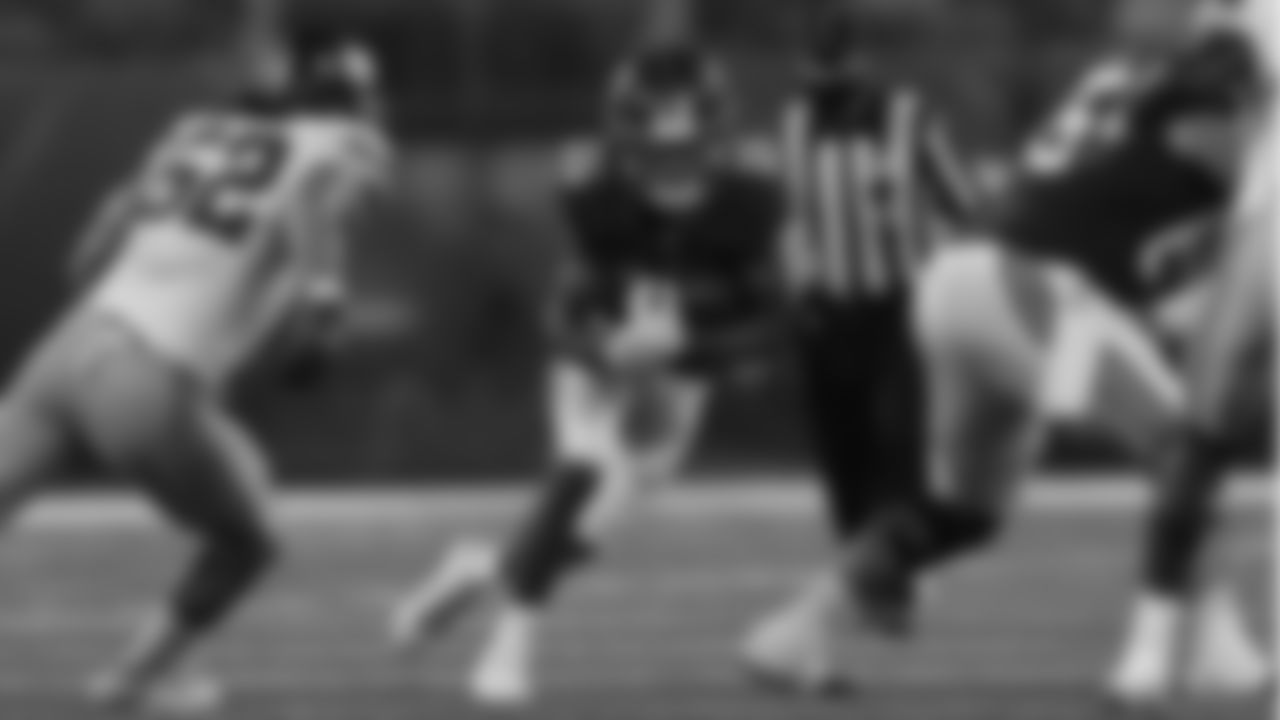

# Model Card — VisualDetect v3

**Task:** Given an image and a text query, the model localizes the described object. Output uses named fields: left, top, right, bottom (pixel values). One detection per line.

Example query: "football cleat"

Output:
left=739, top=604, right=852, bottom=698
left=1184, top=587, right=1272, bottom=698
left=851, top=538, right=919, bottom=638
left=468, top=608, right=537, bottom=708
left=86, top=668, right=226, bottom=718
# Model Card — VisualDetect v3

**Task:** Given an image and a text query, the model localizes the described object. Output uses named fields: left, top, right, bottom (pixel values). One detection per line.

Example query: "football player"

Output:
left=0, top=41, right=388, bottom=714
left=1110, top=0, right=1277, bottom=706
left=767, top=25, right=1269, bottom=692
left=390, top=42, right=787, bottom=707
left=1020, top=0, right=1241, bottom=180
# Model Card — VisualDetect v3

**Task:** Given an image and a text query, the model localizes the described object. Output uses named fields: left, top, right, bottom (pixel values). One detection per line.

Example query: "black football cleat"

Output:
left=852, top=541, right=919, bottom=638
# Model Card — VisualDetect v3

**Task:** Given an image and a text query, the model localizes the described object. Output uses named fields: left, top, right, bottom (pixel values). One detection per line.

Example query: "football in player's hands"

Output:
left=601, top=279, right=687, bottom=371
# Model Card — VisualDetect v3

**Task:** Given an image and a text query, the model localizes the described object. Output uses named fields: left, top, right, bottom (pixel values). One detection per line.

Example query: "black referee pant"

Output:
left=797, top=290, right=926, bottom=540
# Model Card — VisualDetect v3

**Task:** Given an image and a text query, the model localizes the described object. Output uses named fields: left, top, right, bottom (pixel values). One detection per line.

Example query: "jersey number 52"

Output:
left=141, top=118, right=289, bottom=244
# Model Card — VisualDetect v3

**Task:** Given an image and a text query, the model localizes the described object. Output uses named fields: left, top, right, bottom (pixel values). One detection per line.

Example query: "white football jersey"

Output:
left=86, top=108, right=388, bottom=385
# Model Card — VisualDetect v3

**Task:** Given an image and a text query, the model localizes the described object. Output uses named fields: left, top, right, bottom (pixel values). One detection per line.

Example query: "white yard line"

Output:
left=19, top=475, right=1268, bottom=531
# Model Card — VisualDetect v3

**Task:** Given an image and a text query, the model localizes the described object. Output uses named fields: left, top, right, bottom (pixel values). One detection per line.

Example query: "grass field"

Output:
left=0, top=477, right=1268, bottom=720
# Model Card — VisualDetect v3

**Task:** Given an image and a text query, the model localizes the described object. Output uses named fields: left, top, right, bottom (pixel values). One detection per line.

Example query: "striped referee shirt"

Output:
left=781, top=78, right=982, bottom=300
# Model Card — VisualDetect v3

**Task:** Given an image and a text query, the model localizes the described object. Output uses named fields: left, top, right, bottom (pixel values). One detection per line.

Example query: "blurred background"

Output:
left=0, top=0, right=1253, bottom=482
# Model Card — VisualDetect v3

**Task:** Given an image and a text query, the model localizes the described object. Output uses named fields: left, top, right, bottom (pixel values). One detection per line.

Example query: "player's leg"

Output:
left=1173, top=241, right=1271, bottom=696
left=393, top=359, right=709, bottom=705
left=848, top=246, right=1044, bottom=635
left=742, top=299, right=925, bottom=692
left=0, top=397, right=71, bottom=531
left=466, top=368, right=709, bottom=705
left=390, top=360, right=628, bottom=651
left=1111, top=175, right=1273, bottom=703
left=71, top=332, right=277, bottom=713
left=797, top=313, right=890, bottom=538
left=0, top=321, right=98, bottom=528
left=498, top=367, right=697, bottom=605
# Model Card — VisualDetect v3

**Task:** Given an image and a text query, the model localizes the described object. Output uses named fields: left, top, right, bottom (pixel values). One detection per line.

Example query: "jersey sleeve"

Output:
left=548, top=141, right=632, bottom=341
left=1022, top=60, right=1141, bottom=176
left=687, top=170, right=786, bottom=333
left=914, top=100, right=985, bottom=228
left=674, top=171, right=788, bottom=376
left=348, top=126, right=394, bottom=191
left=292, top=125, right=390, bottom=302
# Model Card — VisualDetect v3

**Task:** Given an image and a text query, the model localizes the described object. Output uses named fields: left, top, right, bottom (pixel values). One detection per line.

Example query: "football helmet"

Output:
left=230, top=39, right=383, bottom=120
left=1139, top=27, right=1262, bottom=129
left=292, top=40, right=384, bottom=118
left=604, top=43, right=733, bottom=209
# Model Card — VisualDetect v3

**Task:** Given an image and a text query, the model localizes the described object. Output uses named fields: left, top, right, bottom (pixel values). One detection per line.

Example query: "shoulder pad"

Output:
left=557, top=138, right=606, bottom=190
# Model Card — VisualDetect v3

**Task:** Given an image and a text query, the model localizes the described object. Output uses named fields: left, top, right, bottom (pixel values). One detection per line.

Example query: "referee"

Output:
left=741, top=15, right=985, bottom=690
left=787, top=20, right=982, bottom=552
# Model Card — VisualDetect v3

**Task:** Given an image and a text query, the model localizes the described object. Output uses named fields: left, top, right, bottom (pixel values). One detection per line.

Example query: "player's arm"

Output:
left=275, top=134, right=391, bottom=386
left=68, top=184, right=143, bottom=285
left=672, top=272, right=789, bottom=380
left=68, top=113, right=218, bottom=285
left=672, top=177, right=791, bottom=378
left=1021, top=60, right=1137, bottom=176
left=301, top=133, right=392, bottom=307
left=913, top=96, right=987, bottom=230
left=544, top=252, right=624, bottom=371
left=775, top=99, right=831, bottom=300
left=545, top=160, right=626, bottom=371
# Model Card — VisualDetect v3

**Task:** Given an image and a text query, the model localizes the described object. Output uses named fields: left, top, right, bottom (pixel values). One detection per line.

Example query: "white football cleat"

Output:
left=87, top=669, right=225, bottom=718
left=1184, top=588, right=1272, bottom=698
left=468, top=608, right=536, bottom=709
left=390, top=539, right=498, bottom=653
left=739, top=599, right=848, bottom=696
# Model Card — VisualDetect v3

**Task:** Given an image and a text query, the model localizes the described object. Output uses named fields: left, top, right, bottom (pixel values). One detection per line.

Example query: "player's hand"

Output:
left=274, top=295, right=347, bottom=390
left=601, top=280, right=686, bottom=371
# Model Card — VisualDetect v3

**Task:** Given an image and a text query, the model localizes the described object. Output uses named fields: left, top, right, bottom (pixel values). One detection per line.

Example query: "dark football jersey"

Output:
left=1002, top=37, right=1247, bottom=307
left=555, top=143, right=784, bottom=341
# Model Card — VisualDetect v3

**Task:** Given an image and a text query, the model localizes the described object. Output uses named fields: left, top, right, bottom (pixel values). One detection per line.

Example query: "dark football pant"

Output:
left=798, top=292, right=927, bottom=540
